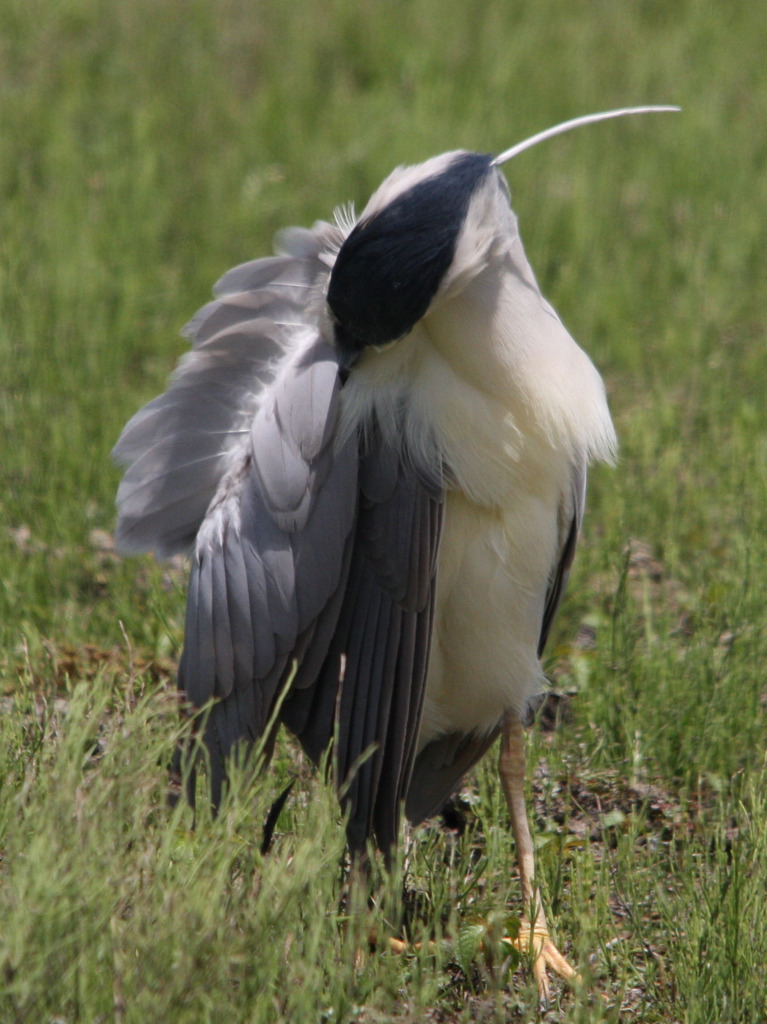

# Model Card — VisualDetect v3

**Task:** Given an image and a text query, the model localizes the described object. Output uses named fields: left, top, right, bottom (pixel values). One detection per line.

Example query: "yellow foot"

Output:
left=387, top=936, right=433, bottom=955
left=388, top=924, right=578, bottom=1007
left=387, top=936, right=408, bottom=955
left=507, top=921, right=579, bottom=1007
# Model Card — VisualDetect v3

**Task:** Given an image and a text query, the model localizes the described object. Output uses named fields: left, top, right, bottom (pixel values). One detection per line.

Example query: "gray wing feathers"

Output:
left=251, top=351, right=340, bottom=533
left=116, top=218, right=445, bottom=855
left=538, top=457, right=587, bottom=656
left=211, top=255, right=317, bottom=300
left=179, top=338, right=359, bottom=803
left=405, top=728, right=502, bottom=824
left=113, top=329, right=282, bottom=557
left=113, top=225, right=338, bottom=558
left=282, top=440, right=444, bottom=852
left=179, top=339, right=358, bottom=716
left=191, top=410, right=443, bottom=856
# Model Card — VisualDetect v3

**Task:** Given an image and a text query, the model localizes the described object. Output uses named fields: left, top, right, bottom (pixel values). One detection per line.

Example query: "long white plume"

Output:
left=493, top=105, right=680, bottom=166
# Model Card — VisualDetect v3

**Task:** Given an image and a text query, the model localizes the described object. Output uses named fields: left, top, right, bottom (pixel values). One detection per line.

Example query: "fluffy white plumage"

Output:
left=337, top=160, right=616, bottom=745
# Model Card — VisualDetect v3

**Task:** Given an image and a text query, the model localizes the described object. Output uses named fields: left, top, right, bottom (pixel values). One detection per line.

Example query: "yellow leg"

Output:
left=498, top=711, right=578, bottom=1005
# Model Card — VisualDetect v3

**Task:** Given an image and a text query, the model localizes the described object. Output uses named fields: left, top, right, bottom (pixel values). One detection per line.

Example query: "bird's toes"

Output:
left=507, top=922, right=579, bottom=1007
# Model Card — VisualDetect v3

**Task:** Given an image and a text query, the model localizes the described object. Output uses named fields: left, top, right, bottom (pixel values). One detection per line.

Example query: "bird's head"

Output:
left=326, top=106, right=679, bottom=366
left=327, top=150, right=505, bottom=361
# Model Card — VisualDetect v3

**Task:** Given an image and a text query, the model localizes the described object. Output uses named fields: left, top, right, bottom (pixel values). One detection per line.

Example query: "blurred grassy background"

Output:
left=1, top=1, right=767, bottom=1021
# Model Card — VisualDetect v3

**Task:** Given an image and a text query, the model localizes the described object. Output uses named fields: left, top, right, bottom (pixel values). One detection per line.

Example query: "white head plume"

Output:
left=493, top=105, right=680, bottom=166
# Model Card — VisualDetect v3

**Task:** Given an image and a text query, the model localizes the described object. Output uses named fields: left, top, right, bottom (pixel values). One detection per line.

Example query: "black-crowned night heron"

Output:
left=114, top=107, right=677, bottom=1001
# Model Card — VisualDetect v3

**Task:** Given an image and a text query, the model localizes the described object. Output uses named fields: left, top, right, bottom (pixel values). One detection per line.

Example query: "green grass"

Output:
left=2, top=0, right=767, bottom=1020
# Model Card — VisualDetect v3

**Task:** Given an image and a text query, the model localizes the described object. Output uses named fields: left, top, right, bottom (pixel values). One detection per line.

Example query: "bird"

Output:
left=113, top=106, right=677, bottom=1001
